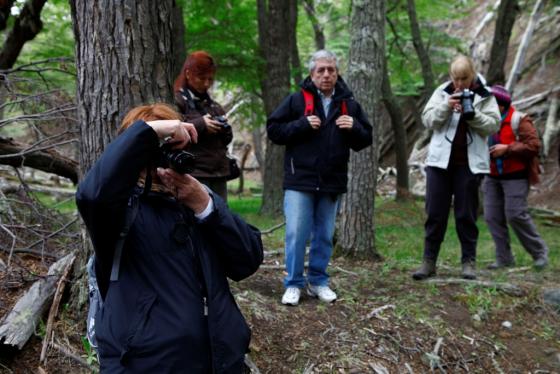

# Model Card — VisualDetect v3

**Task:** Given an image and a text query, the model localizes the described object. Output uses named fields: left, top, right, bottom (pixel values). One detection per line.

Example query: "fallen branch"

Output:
left=425, top=278, right=525, bottom=297
left=366, top=304, right=396, bottom=320
left=51, top=341, right=95, bottom=371
left=261, top=221, right=285, bottom=235
left=0, top=253, right=75, bottom=350
left=40, top=255, right=75, bottom=362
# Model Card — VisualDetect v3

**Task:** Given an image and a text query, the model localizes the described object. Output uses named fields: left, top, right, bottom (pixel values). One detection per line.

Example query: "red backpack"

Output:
left=302, top=89, right=347, bottom=116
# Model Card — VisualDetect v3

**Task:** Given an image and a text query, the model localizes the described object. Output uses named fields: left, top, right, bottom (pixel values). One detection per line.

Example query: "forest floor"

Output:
left=1, top=191, right=559, bottom=374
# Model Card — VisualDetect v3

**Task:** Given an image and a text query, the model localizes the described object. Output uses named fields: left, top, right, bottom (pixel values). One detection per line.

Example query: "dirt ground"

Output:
left=2, top=252, right=559, bottom=373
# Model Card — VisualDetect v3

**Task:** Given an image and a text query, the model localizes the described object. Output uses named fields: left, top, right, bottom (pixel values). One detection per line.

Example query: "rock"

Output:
left=543, top=288, right=560, bottom=311
left=501, top=321, right=512, bottom=329
left=472, top=314, right=481, bottom=322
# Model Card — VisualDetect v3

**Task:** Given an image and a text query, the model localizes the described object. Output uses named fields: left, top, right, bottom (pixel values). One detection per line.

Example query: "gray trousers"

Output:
left=482, top=177, right=548, bottom=264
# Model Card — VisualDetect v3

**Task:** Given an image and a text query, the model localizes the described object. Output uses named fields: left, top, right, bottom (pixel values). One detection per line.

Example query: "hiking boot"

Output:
left=487, top=260, right=515, bottom=270
left=307, top=285, right=337, bottom=303
left=534, top=256, right=548, bottom=270
left=462, top=261, right=476, bottom=280
left=281, top=287, right=301, bottom=306
left=412, top=259, right=437, bottom=280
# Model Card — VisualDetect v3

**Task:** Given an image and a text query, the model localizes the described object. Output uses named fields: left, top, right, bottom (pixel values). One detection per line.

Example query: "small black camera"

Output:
left=213, top=115, right=231, bottom=130
left=158, top=144, right=196, bottom=174
left=459, top=89, right=475, bottom=120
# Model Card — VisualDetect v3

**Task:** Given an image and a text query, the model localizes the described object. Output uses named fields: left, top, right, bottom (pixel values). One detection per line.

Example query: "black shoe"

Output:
left=412, top=260, right=437, bottom=280
left=462, top=262, right=476, bottom=280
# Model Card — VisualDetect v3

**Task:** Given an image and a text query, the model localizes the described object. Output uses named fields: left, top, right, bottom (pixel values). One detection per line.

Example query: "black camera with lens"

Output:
left=158, top=144, right=196, bottom=174
left=213, top=115, right=231, bottom=131
left=459, top=89, right=475, bottom=120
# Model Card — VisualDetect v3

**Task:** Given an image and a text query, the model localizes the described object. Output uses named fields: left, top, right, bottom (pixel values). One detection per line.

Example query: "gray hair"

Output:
left=308, top=50, right=338, bottom=72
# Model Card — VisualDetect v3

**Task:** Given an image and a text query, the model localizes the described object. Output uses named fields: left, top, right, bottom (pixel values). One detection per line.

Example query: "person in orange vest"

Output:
left=483, top=85, right=548, bottom=269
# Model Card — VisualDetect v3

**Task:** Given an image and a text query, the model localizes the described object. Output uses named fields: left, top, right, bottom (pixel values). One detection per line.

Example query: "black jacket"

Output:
left=76, top=121, right=263, bottom=373
left=267, top=77, right=372, bottom=193
left=175, top=86, right=233, bottom=178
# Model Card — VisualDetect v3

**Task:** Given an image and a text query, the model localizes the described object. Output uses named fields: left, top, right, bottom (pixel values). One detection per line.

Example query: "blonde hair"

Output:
left=449, top=55, right=476, bottom=81
left=119, top=103, right=181, bottom=134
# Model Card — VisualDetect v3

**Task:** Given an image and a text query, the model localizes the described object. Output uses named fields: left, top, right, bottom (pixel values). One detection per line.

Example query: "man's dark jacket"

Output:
left=267, top=77, right=373, bottom=193
left=76, top=121, right=263, bottom=373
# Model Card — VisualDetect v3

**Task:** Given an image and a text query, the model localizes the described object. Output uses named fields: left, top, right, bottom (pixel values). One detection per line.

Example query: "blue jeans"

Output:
left=283, top=190, right=339, bottom=288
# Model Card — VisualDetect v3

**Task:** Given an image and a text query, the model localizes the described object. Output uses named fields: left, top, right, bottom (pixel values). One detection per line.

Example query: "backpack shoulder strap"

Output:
left=109, top=191, right=141, bottom=282
left=302, top=89, right=314, bottom=116
left=341, top=100, right=348, bottom=116
left=510, top=110, right=525, bottom=140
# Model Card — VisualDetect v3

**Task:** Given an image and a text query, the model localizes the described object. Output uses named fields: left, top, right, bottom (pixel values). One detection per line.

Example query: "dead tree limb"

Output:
left=543, top=94, right=559, bottom=157
left=505, top=0, right=545, bottom=93
left=0, top=253, right=75, bottom=350
left=0, top=137, right=78, bottom=183
left=40, top=255, right=75, bottom=362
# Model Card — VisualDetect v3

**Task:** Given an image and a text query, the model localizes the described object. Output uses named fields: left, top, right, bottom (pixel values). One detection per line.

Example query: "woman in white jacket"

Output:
left=412, top=55, right=500, bottom=280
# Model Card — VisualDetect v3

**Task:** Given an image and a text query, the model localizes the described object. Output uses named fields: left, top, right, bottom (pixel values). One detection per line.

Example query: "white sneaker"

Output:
left=281, top=287, right=301, bottom=306
left=307, top=285, right=337, bottom=303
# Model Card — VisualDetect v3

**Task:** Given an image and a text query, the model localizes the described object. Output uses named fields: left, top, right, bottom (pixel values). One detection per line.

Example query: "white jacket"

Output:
left=422, top=78, right=500, bottom=174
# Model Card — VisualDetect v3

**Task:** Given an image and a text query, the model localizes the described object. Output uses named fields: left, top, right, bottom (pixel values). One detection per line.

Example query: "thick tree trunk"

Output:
left=486, top=0, right=519, bottom=85
left=338, top=0, right=384, bottom=259
left=289, top=0, right=303, bottom=86
left=406, top=0, right=434, bottom=96
left=257, top=0, right=291, bottom=216
left=69, top=0, right=177, bottom=312
left=381, top=64, right=410, bottom=201
left=303, top=0, right=325, bottom=50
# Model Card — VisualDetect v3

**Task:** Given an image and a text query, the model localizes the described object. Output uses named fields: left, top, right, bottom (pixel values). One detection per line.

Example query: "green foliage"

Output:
left=13, top=0, right=76, bottom=91
left=81, top=336, right=99, bottom=367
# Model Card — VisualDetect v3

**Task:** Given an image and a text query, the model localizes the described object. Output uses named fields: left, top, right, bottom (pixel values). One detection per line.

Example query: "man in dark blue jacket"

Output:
left=267, top=50, right=372, bottom=306
left=76, top=104, right=263, bottom=373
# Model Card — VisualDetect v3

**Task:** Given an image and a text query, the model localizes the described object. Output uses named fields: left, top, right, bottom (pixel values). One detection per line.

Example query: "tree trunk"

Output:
left=406, top=0, right=434, bottom=96
left=257, top=0, right=291, bottom=216
left=0, top=0, right=48, bottom=70
left=337, top=0, right=385, bottom=260
left=69, top=0, right=177, bottom=312
left=303, top=0, right=325, bottom=50
left=381, top=63, right=410, bottom=201
left=505, top=0, right=545, bottom=93
left=289, top=0, right=303, bottom=86
left=486, top=0, right=519, bottom=85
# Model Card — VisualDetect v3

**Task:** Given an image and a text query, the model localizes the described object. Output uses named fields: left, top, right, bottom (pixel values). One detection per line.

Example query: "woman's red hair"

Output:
left=119, top=103, right=181, bottom=134
left=173, top=50, right=217, bottom=93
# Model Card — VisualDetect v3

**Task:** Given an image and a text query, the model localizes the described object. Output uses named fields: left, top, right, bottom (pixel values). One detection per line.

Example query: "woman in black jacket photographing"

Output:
left=76, top=103, right=263, bottom=373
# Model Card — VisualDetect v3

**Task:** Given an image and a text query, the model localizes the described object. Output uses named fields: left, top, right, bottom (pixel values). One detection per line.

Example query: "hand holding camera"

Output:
left=449, top=89, right=475, bottom=120
left=203, top=114, right=231, bottom=134
left=156, top=168, right=210, bottom=214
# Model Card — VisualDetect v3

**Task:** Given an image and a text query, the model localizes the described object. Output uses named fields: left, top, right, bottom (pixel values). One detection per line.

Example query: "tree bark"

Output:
left=0, top=0, right=15, bottom=31
left=381, top=63, right=410, bottom=200
left=486, top=0, right=519, bottom=85
left=69, top=0, right=177, bottom=312
left=303, top=0, right=325, bottom=50
left=337, top=0, right=384, bottom=260
left=0, top=137, right=79, bottom=183
left=257, top=0, right=291, bottom=216
left=289, top=0, right=303, bottom=86
left=0, top=0, right=48, bottom=70
left=406, top=0, right=434, bottom=96
left=505, top=0, right=545, bottom=93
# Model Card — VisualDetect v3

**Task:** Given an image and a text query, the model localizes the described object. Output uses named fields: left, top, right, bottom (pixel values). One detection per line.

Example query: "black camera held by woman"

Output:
left=158, top=143, right=196, bottom=174
left=459, top=89, right=475, bottom=120
left=213, top=115, right=231, bottom=131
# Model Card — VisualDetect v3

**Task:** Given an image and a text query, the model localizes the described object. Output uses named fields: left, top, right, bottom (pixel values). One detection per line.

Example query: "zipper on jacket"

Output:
left=203, top=296, right=208, bottom=316
left=290, top=157, right=295, bottom=174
